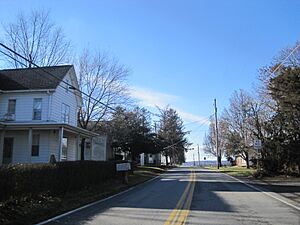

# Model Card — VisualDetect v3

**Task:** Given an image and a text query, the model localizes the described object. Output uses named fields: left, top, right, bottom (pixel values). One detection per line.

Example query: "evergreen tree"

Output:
left=158, top=107, right=190, bottom=165
left=267, top=67, right=300, bottom=173
left=109, top=107, right=158, bottom=161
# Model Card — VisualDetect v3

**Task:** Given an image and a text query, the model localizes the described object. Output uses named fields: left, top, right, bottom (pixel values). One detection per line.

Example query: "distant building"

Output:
left=140, top=153, right=161, bottom=166
left=235, top=155, right=254, bottom=167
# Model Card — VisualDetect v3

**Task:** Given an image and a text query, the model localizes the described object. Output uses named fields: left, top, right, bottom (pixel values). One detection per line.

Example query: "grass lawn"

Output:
left=0, top=166, right=166, bottom=225
left=206, top=166, right=256, bottom=178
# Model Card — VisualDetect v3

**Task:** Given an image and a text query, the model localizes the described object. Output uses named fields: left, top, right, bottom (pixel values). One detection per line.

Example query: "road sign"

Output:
left=254, top=139, right=262, bottom=150
left=116, top=162, right=131, bottom=172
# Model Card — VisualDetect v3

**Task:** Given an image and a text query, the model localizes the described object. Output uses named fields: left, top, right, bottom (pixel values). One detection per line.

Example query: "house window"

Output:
left=61, top=137, right=68, bottom=160
left=33, top=98, right=42, bottom=120
left=31, top=134, right=40, bottom=156
left=7, top=99, right=16, bottom=115
left=62, top=104, right=70, bottom=123
left=5, top=99, right=16, bottom=121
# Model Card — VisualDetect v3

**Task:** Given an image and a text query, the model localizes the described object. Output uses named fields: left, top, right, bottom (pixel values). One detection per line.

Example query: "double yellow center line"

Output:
left=164, top=170, right=196, bottom=225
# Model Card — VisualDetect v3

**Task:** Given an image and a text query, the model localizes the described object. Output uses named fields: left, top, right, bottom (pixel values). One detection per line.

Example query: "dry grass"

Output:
left=207, top=166, right=256, bottom=178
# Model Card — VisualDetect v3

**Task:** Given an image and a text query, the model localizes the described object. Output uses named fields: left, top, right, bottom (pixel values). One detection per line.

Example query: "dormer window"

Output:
left=33, top=98, right=42, bottom=120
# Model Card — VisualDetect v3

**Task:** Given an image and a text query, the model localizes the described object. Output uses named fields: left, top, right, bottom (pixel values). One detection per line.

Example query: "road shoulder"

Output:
left=215, top=168, right=300, bottom=211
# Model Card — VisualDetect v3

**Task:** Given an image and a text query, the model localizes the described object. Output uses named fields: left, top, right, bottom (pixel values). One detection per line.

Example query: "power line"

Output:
left=0, top=42, right=116, bottom=112
left=271, top=43, right=300, bottom=75
left=0, top=48, right=107, bottom=117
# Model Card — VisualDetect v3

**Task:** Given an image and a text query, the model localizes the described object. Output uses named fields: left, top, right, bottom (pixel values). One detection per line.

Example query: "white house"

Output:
left=0, top=65, right=106, bottom=165
left=140, top=153, right=161, bottom=166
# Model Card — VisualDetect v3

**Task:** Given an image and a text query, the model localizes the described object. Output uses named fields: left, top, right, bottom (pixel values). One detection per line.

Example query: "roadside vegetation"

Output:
left=0, top=163, right=167, bottom=225
left=204, top=41, right=300, bottom=176
left=207, top=166, right=256, bottom=178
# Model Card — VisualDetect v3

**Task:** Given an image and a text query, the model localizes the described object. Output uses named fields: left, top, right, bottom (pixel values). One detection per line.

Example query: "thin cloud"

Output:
left=130, top=86, right=209, bottom=126
left=177, top=110, right=210, bottom=126
left=130, top=86, right=179, bottom=108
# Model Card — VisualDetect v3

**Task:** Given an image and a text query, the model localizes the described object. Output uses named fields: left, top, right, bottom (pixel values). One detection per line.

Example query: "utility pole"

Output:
left=193, top=153, right=195, bottom=166
left=197, top=144, right=200, bottom=167
left=214, top=98, right=220, bottom=169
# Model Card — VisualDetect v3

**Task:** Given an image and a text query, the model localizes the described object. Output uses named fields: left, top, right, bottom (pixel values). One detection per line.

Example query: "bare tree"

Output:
left=203, top=116, right=227, bottom=166
left=257, top=41, right=300, bottom=107
left=77, top=49, right=130, bottom=159
left=2, top=10, right=71, bottom=68
left=222, top=90, right=256, bottom=168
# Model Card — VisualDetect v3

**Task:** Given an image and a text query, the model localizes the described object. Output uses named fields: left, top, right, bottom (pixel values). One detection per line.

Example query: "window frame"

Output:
left=32, top=98, right=42, bottom=120
left=7, top=99, right=16, bottom=115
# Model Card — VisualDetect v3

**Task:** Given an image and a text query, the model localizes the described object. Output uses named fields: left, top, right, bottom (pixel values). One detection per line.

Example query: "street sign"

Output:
left=254, top=139, right=262, bottom=150
left=116, top=162, right=131, bottom=172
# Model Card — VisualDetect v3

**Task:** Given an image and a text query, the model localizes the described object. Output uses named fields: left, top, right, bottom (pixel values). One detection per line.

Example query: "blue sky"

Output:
left=0, top=0, right=299, bottom=161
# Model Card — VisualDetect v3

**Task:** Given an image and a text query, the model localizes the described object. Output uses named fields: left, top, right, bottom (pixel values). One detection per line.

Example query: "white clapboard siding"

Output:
left=50, top=72, right=79, bottom=126
left=67, top=135, right=77, bottom=161
left=0, top=92, right=50, bottom=121
left=49, top=130, right=59, bottom=161
left=49, top=131, right=78, bottom=161
left=4, top=130, right=51, bottom=164
left=31, top=130, right=51, bottom=163
left=5, top=130, right=28, bottom=164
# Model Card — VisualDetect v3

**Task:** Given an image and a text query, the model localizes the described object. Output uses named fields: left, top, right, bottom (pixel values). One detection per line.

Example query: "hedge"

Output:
left=0, top=160, right=118, bottom=202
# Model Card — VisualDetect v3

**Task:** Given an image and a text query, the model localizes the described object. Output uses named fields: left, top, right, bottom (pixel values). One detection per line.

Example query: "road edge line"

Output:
left=222, top=172, right=300, bottom=211
left=36, top=173, right=163, bottom=225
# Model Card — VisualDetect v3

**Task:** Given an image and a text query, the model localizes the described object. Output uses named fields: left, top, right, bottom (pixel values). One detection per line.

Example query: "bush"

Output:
left=0, top=161, right=118, bottom=202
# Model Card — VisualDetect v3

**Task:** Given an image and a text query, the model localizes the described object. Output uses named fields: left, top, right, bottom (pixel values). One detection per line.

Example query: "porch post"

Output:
left=0, top=130, right=4, bottom=166
left=76, top=134, right=81, bottom=160
left=58, top=127, right=64, bottom=161
left=28, top=128, right=32, bottom=163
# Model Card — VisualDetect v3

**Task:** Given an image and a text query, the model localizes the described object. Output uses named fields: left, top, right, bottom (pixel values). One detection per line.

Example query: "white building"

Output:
left=0, top=65, right=106, bottom=165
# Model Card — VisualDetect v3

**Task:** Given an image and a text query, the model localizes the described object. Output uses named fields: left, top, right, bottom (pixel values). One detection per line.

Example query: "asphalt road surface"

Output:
left=40, top=168, right=300, bottom=225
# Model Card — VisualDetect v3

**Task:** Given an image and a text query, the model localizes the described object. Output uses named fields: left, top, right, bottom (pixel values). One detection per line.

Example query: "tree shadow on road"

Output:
left=45, top=169, right=300, bottom=225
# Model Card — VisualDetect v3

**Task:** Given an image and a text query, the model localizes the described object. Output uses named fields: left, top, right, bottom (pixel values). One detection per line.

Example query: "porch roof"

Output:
left=0, top=121, right=98, bottom=138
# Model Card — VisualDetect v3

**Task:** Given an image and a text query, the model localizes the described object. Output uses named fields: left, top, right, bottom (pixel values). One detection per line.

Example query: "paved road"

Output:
left=41, top=168, right=300, bottom=225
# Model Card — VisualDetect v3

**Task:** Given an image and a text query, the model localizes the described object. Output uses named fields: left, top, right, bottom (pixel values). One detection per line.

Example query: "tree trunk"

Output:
left=245, top=152, right=250, bottom=169
left=218, top=156, right=222, bottom=167
left=165, top=155, right=169, bottom=165
left=80, top=138, right=85, bottom=160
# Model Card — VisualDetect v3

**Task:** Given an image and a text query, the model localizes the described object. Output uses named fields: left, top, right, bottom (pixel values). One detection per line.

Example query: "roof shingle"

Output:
left=0, top=65, right=73, bottom=91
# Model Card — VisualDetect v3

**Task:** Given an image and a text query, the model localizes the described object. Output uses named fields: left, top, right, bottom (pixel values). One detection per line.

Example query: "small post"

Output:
left=123, top=171, right=129, bottom=184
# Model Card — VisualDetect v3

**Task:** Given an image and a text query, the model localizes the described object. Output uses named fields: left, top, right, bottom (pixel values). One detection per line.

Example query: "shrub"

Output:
left=0, top=161, right=118, bottom=202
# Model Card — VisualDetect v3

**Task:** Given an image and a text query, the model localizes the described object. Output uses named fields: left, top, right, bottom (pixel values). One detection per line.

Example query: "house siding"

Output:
left=31, top=130, right=51, bottom=163
left=0, top=92, right=50, bottom=121
left=5, top=130, right=28, bottom=164
left=67, top=135, right=77, bottom=161
left=48, top=130, right=78, bottom=161
left=49, top=131, right=59, bottom=160
left=50, top=72, right=78, bottom=126
left=4, top=130, right=51, bottom=164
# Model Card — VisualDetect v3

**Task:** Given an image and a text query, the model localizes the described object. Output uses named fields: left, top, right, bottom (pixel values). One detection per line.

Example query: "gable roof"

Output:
left=0, top=65, right=73, bottom=91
